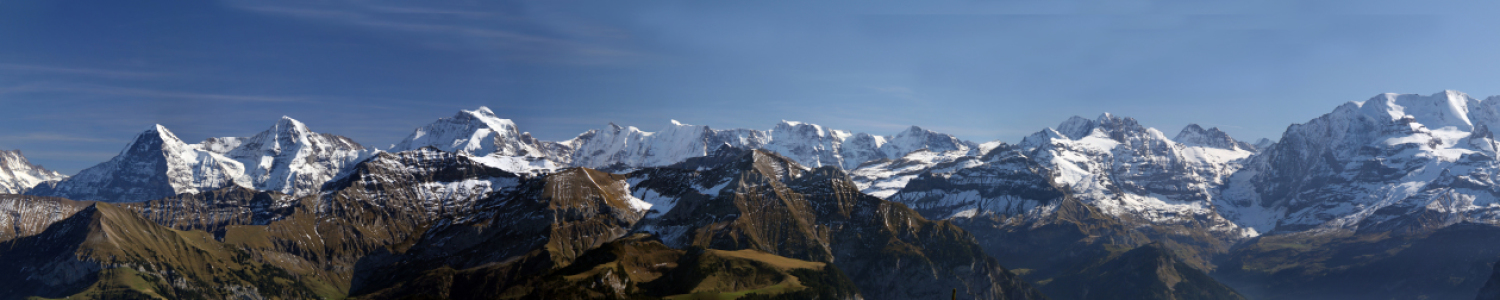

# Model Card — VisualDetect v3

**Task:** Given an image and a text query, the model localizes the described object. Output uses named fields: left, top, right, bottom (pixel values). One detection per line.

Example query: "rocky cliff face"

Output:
left=628, top=149, right=1046, bottom=300
left=0, top=194, right=89, bottom=242
left=347, top=167, right=649, bottom=298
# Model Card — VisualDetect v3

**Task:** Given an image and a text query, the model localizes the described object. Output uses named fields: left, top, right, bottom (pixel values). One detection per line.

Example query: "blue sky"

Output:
left=4, top=0, right=1500, bottom=174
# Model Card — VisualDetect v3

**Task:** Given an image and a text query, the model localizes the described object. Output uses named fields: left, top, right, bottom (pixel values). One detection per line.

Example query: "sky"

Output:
left=4, top=0, right=1500, bottom=174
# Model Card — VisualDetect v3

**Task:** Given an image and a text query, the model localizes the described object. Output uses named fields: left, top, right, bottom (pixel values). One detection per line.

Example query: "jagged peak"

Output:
left=1056, top=116, right=1096, bottom=140
left=1095, top=113, right=1139, bottom=127
left=1096, top=112, right=1117, bottom=121
left=772, top=120, right=827, bottom=138
left=1175, top=124, right=1251, bottom=150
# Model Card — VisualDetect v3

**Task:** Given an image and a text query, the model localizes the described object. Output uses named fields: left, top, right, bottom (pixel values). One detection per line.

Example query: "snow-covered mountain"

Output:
left=206, top=116, right=371, bottom=197
left=882, top=114, right=1255, bottom=223
left=388, top=106, right=978, bottom=175
left=563, top=120, right=769, bottom=170
left=1220, top=90, right=1500, bottom=234
left=562, top=119, right=977, bottom=171
left=868, top=113, right=1263, bottom=270
left=30, top=92, right=1500, bottom=238
left=28, top=117, right=372, bottom=202
left=1020, top=114, right=1253, bottom=229
left=0, top=150, right=67, bottom=194
left=389, top=107, right=567, bottom=174
left=28, top=125, right=250, bottom=203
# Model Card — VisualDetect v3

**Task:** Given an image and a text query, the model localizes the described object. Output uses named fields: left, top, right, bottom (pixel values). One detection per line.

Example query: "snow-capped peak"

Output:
left=0, top=149, right=67, bottom=194
left=30, top=124, right=251, bottom=202
left=464, top=106, right=520, bottom=135
left=390, top=107, right=535, bottom=157
left=880, top=125, right=971, bottom=158
left=275, top=116, right=310, bottom=134
left=1360, top=91, right=1478, bottom=131
left=220, top=117, right=371, bottom=197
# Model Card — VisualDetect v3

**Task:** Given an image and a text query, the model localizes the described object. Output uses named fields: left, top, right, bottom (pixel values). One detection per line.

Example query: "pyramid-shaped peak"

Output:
left=137, top=124, right=185, bottom=144
left=273, top=116, right=310, bottom=133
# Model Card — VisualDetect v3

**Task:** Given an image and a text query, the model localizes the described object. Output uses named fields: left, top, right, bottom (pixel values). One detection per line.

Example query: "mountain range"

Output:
left=5, top=90, right=1500, bottom=299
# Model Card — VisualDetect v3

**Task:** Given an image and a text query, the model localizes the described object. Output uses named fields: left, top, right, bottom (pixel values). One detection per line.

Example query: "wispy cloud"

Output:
left=365, top=6, right=498, bottom=18
left=23, top=150, right=120, bottom=159
left=0, top=64, right=166, bottom=79
left=234, top=4, right=640, bottom=65
left=0, top=133, right=122, bottom=143
left=0, top=83, right=310, bottom=103
left=868, top=85, right=927, bottom=103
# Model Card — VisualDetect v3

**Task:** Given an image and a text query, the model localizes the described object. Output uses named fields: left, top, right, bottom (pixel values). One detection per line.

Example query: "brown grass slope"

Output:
left=0, top=202, right=316, bottom=300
